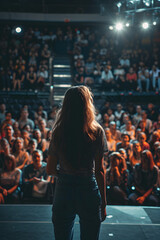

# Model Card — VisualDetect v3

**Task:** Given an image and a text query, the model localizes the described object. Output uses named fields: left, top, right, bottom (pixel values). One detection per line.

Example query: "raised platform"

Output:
left=0, top=205, right=160, bottom=240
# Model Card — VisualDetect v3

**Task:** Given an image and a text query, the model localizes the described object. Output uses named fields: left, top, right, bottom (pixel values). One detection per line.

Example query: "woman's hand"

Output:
left=3, top=189, right=8, bottom=196
left=0, top=193, right=4, bottom=204
left=33, top=177, right=41, bottom=183
left=101, top=205, right=107, bottom=222
left=136, top=196, right=145, bottom=205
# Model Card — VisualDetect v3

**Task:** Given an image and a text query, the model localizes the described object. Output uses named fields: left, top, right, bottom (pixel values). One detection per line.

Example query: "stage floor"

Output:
left=0, top=205, right=160, bottom=240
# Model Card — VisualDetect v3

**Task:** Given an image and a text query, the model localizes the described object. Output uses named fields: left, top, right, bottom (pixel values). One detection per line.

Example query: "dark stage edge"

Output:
left=0, top=205, right=160, bottom=240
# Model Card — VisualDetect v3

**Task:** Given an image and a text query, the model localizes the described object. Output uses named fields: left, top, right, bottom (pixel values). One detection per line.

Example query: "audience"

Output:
left=129, top=150, right=159, bottom=206
left=0, top=155, right=21, bottom=203
left=0, top=24, right=160, bottom=206
left=22, top=150, right=50, bottom=202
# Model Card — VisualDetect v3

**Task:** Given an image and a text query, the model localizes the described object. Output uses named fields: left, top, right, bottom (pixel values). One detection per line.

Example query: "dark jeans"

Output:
left=52, top=173, right=102, bottom=240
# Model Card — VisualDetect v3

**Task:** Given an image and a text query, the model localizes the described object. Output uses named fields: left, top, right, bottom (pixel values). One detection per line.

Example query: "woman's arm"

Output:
left=7, top=184, right=19, bottom=195
left=41, top=139, right=47, bottom=152
left=136, top=188, right=153, bottom=204
left=95, top=156, right=106, bottom=207
left=95, top=152, right=107, bottom=223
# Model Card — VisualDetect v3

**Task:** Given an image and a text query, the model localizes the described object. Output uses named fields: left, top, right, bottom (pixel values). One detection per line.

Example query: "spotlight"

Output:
left=153, top=21, right=157, bottom=25
left=109, top=26, right=114, bottom=30
left=142, top=22, right=149, bottom=29
left=15, top=27, right=22, bottom=33
left=115, top=22, right=123, bottom=31
left=117, top=2, right=122, bottom=8
left=126, top=22, right=130, bottom=27
left=143, top=0, right=151, bottom=7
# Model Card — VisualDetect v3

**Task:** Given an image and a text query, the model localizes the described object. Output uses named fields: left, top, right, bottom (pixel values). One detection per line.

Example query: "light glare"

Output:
left=15, top=27, right=22, bottom=33
left=115, top=22, right=123, bottom=31
left=109, top=26, right=114, bottom=30
left=153, top=21, right=157, bottom=25
left=117, top=2, right=122, bottom=8
left=126, top=23, right=130, bottom=27
left=142, top=22, right=149, bottom=29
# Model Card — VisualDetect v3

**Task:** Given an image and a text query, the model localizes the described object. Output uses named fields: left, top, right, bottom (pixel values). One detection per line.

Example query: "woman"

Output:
left=26, top=139, right=38, bottom=165
left=129, top=141, right=142, bottom=168
left=33, top=129, right=47, bottom=153
left=138, top=132, right=150, bottom=151
left=116, top=132, right=133, bottom=162
left=0, top=138, right=10, bottom=170
left=47, top=86, right=107, bottom=240
left=149, top=131, right=160, bottom=154
left=0, top=155, right=21, bottom=204
left=106, top=152, right=128, bottom=205
left=12, top=137, right=29, bottom=170
left=105, top=128, right=116, bottom=152
left=129, top=150, right=159, bottom=206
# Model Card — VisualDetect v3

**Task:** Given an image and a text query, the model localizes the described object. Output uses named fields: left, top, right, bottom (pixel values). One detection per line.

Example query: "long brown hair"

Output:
left=141, top=150, right=155, bottom=171
left=52, top=86, right=101, bottom=169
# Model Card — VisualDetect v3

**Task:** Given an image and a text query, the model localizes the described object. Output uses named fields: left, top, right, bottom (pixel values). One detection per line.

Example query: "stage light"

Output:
left=115, top=22, right=123, bottom=31
left=109, top=26, right=114, bottom=30
left=117, top=2, right=122, bottom=8
left=142, top=22, right=149, bottom=29
left=15, top=27, right=22, bottom=33
left=153, top=21, right=157, bottom=25
left=143, top=0, right=151, bottom=7
left=126, top=22, right=130, bottom=27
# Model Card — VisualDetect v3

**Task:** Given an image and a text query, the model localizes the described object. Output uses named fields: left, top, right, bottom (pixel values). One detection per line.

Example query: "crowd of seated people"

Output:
left=96, top=101, right=160, bottom=206
left=0, top=26, right=52, bottom=91
left=71, top=27, right=160, bottom=92
left=1, top=24, right=160, bottom=92
left=0, top=99, right=160, bottom=206
left=0, top=102, right=58, bottom=203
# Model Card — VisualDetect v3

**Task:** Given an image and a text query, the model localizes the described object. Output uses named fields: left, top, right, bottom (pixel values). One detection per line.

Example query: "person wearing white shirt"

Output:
left=138, top=67, right=150, bottom=92
left=150, top=65, right=160, bottom=91
left=101, top=65, right=114, bottom=90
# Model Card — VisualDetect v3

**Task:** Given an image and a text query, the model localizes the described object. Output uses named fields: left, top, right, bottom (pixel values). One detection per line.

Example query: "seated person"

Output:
left=26, top=67, right=37, bottom=90
left=21, top=130, right=30, bottom=150
left=38, top=119, right=50, bottom=139
left=22, top=150, right=50, bottom=201
left=101, top=65, right=115, bottom=91
left=37, top=66, right=48, bottom=90
left=27, top=139, right=38, bottom=165
left=137, top=67, right=150, bottom=92
left=109, top=121, right=121, bottom=142
left=116, top=132, right=133, bottom=162
left=126, top=67, right=137, bottom=91
left=149, top=131, right=160, bottom=155
left=106, top=152, right=128, bottom=205
left=154, top=146, right=160, bottom=169
left=129, top=141, right=142, bottom=169
left=121, top=120, right=135, bottom=140
left=18, top=108, right=35, bottom=131
left=3, top=124, right=15, bottom=148
left=12, top=137, right=29, bottom=170
left=0, top=138, right=10, bottom=169
left=33, top=129, right=47, bottom=153
left=138, top=132, right=150, bottom=151
left=0, top=155, right=21, bottom=204
left=105, top=128, right=116, bottom=152
left=129, top=150, right=159, bottom=206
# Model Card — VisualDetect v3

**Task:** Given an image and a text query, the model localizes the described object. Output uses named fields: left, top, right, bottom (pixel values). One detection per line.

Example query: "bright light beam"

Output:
left=115, top=22, right=123, bottom=31
left=142, top=22, right=149, bottom=29
left=109, top=26, right=114, bottom=30
left=15, top=27, right=22, bottom=33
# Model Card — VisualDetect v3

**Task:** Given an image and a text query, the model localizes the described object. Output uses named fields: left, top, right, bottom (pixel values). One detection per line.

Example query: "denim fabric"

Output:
left=52, top=173, right=102, bottom=240
left=138, top=78, right=150, bottom=91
